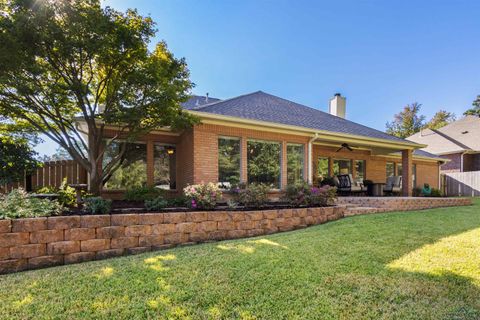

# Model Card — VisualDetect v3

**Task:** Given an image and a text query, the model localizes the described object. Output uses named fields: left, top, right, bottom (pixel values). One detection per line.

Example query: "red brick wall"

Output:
left=440, top=153, right=462, bottom=173
left=0, top=206, right=345, bottom=274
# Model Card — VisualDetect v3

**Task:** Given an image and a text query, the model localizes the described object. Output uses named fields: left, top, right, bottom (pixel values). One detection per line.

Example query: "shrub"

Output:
left=167, top=196, right=188, bottom=208
left=183, top=183, right=222, bottom=210
left=37, top=178, right=77, bottom=207
left=284, top=182, right=311, bottom=206
left=124, top=186, right=164, bottom=202
left=430, top=188, right=443, bottom=197
left=413, top=187, right=422, bottom=197
left=232, top=183, right=270, bottom=208
left=145, top=197, right=169, bottom=211
left=309, top=185, right=337, bottom=206
left=0, top=189, right=63, bottom=219
left=320, top=177, right=336, bottom=187
left=82, top=197, right=112, bottom=214
left=284, top=182, right=337, bottom=207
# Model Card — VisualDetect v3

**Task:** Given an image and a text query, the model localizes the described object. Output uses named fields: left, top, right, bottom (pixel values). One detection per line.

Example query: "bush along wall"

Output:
left=0, top=206, right=345, bottom=274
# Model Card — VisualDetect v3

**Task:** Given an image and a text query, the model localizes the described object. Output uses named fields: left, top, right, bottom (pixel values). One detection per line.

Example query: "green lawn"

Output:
left=1, top=200, right=480, bottom=320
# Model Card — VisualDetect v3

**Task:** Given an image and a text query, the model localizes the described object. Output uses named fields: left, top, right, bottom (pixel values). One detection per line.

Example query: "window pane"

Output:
left=317, top=157, right=329, bottom=180
left=154, top=145, right=176, bottom=190
left=386, top=162, right=395, bottom=177
left=218, top=137, right=241, bottom=188
left=247, top=140, right=281, bottom=188
left=355, top=160, right=366, bottom=181
left=397, top=163, right=403, bottom=176
left=287, top=144, right=304, bottom=185
left=413, top=164, right=417, bottom=187
left=333, top=159, right=351, bottom=175
left=103, top=142, right=147, bottom=190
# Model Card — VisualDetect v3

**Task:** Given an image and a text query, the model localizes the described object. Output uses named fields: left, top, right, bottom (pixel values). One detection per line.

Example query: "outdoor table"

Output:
left=69, top=184, right=88, bottom=204
left=371, top=183, right=385, bottom=197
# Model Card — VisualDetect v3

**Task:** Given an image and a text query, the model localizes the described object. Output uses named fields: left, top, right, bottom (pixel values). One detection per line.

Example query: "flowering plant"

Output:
left=284, top=182, right=337, bottom=207
left=183, top=183, right=222, bottom=210
left=230, top=182, right=270, bottom=208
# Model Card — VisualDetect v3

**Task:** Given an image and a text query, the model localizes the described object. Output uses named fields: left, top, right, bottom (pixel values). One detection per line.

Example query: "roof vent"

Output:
left=462, top=130, right=469, bottom=134
left=329, top=93, right=346, bottom=118
left=205, top=93, right=209, bottom=103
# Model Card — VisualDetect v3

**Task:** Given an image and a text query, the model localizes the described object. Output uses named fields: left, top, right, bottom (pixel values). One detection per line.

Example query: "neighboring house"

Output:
left=407, top=116, right=480, bottom=173
left=90, top=91, right=446, bottom=198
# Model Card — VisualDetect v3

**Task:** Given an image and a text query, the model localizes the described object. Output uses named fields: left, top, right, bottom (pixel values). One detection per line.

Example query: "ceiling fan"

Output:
left=336, top=143, right=355, bottom=152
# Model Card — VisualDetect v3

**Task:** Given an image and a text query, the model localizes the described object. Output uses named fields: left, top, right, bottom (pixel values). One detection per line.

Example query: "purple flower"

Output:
left=191, top=199, right=197, bottom=209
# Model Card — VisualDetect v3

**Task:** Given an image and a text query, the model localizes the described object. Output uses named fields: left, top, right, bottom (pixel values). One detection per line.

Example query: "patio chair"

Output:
left=336, top=174, right=366, bottom=196
left=384, top=176, right=402, bottom=196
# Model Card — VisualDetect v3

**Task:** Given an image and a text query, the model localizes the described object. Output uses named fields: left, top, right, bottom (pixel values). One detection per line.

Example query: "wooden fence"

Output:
left=443, top=171, right=480, bottom=197
left=1, top=160, right=87, bottom=193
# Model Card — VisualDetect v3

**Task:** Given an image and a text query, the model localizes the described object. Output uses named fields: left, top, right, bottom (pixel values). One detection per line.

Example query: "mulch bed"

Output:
left=62, top=200, right=332, bottom=216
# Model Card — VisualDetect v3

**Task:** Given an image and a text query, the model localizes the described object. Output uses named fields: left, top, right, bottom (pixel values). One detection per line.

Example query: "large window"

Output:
left=287, top=144, right=304, bottom=185
left=355, top=160, right=366, bottom=182
left=333, top=159, right=351, bottom=175
left=218, top=137, right=241, bottom=188
left=247, top=140, right=281, bottom=188
left=397, top=163, right=403, bottom=176
left=103, top=142, right=147, bottom=190
left=317, top=157, right=329, bottom=180
left=386, top=162, right=395, bottom=177
left=154, top=144, right=176, bottom=190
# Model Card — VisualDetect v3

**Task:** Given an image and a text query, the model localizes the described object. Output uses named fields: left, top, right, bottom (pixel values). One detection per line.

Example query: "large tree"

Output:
left=0, top=134, right=40, bottom=185
left=424, top=110, right=456, bottom=130
left=0, top=0, right=197, bottom=194
left=464, top=95, right=480, bottom=116
left=386, top=102, right=426, bottom=138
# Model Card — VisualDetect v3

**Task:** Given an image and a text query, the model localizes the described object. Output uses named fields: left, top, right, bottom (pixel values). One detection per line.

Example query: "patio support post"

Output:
left=307, top=134, right=318, bottom=185
left=402, top=149, right=413, bottom=196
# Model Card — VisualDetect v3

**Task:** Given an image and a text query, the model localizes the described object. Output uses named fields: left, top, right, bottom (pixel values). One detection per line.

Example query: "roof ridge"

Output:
left=191, top=91, right=262, bottom=111
left=254, top=91, right=409, bottom=143
left=430, top=128, right=471, bottom=151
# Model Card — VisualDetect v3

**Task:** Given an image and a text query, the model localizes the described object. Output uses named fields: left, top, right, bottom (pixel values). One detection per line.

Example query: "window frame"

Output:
left=153, top=142, right=177, bottom=190
left=286, top=143, right=305, bottom=185
left=218, top=136, right=242, bottom=189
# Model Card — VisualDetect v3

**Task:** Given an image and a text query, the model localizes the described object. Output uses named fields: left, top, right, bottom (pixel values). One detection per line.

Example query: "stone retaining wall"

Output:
left=0, top=206, right=345, bottom=274
left=337, top=197, right=472, bottom=212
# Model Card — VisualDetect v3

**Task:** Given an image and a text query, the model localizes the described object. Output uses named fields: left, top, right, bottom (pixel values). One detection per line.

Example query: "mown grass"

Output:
left=1, top=199, right=480, bottom=319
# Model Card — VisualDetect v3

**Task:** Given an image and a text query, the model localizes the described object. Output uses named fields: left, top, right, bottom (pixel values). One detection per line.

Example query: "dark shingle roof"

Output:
left=182, top=95, right=221, bottom=110
left=195, top=91, right=408, bottom=143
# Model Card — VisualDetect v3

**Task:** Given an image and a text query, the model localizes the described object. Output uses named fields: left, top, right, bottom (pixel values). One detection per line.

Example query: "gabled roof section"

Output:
left=407, top=115, right=480, bottom=154
left=194, top=91, right=410, bottom=144
left=182, top=95, right=221, bottom=110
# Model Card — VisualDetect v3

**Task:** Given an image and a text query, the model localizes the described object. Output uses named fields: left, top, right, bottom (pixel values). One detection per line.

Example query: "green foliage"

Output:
left=218, top=138, right=241, bottom=187
left=0, top=134, right=41, bottom=184
left=0, top=0, right=197, bottom=195
left=430, top=188, right=443, bottom=197
left=37, top=179, right=77, bottom=207
left=82, top=197, right=112, bottom=215
left=167, top=196, right=188, bottom=208
left=183, top=183, right=222, bottom=210
left=284, top=182, right=337, bottom=207
left=464, top=95, right=480, bottom=116
left=232, top=183, right=270, bottom=208
left=386, top=102, right=426, bottom=138
left=0, top=189, right=63, bottom=219
left=145, top=197, right=169, bottom=211
left=424, top=110, right=456, bottom=130
left=124, top=186, right=164, bottom=202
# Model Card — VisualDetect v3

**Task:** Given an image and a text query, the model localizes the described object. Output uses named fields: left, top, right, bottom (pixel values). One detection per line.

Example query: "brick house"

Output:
left=407, top=115, right=480, bottom=173
left=92, top=91, right=445, bottom=198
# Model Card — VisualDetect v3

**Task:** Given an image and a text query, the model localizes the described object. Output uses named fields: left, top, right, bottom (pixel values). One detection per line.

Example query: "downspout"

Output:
left=308, top=133, right=319, bottom=184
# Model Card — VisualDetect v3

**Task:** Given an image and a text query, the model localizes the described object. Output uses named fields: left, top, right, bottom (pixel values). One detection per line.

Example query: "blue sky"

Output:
left=36, top=0, right=480, bottom=155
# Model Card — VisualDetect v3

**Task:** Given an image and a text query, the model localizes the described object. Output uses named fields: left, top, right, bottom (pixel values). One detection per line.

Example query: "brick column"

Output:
left=146, top=140, right=154, bottom=186
left=328, top=157, right=334, bottom=177
left=402, top=149, right=413, bottom=196
left=241, top=137, right=248, bottom=183
left=281, top=141, right=288, bottom=189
